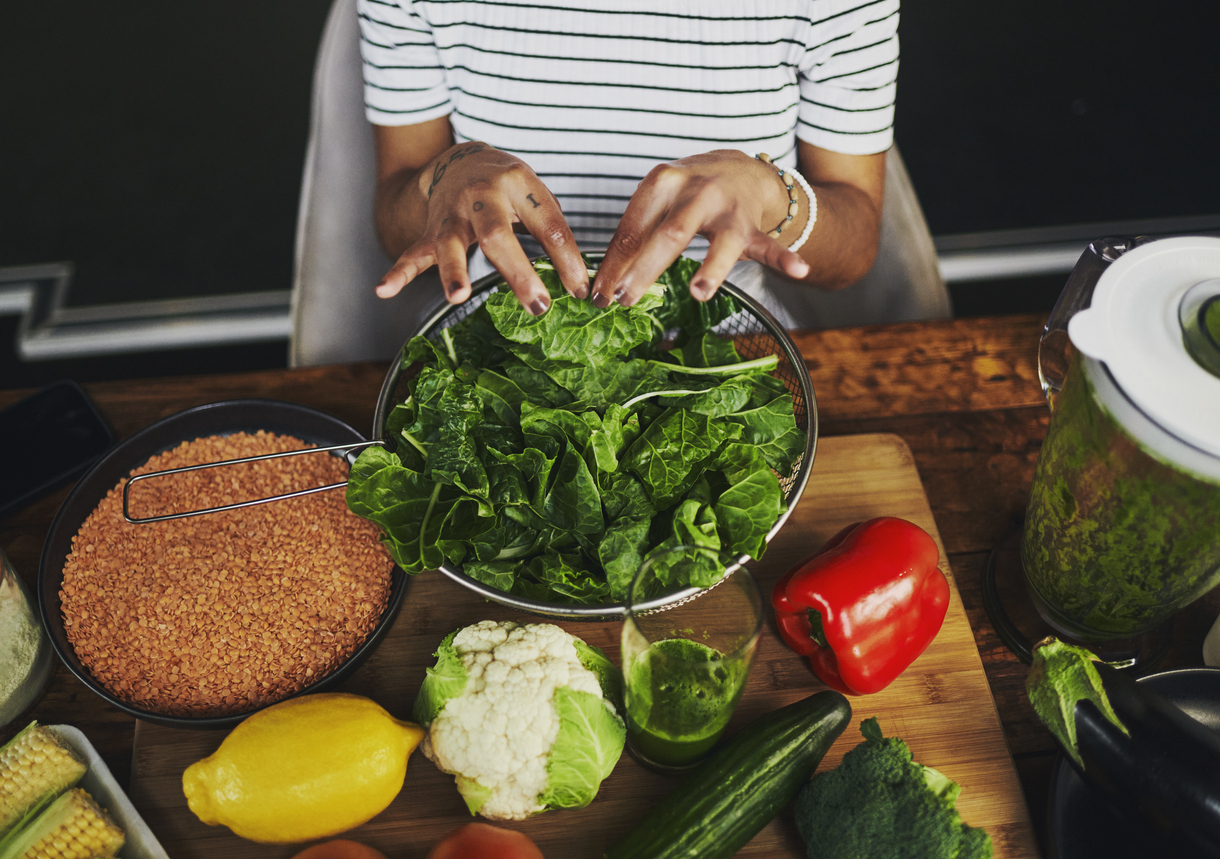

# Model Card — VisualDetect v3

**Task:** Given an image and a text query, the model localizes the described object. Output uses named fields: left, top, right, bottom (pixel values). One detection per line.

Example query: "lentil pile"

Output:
left=59, top=431, right=394, bottom=718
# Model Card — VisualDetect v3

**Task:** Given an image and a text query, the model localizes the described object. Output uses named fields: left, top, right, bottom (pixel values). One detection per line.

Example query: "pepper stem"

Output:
left=807, top=608, right=829, bottom=649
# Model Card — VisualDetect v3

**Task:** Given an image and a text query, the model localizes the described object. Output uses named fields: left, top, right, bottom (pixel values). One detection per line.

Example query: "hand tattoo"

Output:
left=426, top=161, right=447, bottom=198
left=473, top=201, right=484, bottom=211
left=448, top=142, right=487, bottom=163
left=426, top=142, right=489, bottom=198
left=526, top=193, right=540, bottom=208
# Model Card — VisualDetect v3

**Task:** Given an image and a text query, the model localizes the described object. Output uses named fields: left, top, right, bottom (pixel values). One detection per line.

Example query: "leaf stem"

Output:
left=648, top=354, right=779, bottom=376
left=440, top=328, right=458, bottom=367
left=621, top=388, right=709, bottom=410
left=400, top=429, right=428, bottom=457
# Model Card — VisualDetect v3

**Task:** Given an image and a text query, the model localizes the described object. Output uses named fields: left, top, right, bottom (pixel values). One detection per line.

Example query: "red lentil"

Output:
left=59, top=431, right=393, bottom=717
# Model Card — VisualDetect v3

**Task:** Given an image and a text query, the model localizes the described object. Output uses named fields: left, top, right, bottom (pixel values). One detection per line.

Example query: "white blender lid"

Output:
left=1069, top=236, right=1220, bottom=458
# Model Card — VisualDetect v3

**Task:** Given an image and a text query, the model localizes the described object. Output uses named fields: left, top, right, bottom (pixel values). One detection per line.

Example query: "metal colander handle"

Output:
left=120, top=440, right=384, bottom=524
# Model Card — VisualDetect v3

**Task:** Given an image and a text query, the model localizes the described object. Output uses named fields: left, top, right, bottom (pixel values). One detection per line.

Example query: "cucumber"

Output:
left=605, top=690, right=851, bottom=859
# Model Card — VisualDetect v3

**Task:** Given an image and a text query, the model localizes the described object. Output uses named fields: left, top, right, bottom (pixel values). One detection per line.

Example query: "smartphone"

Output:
left=0, top=381, right=114, bottom=519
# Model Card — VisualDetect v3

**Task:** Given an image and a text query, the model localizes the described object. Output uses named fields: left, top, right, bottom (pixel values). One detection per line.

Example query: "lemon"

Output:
left=182, top=693, right=425, bottom=843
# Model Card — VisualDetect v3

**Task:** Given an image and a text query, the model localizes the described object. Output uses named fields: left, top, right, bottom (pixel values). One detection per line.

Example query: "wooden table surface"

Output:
left=4, top=311, right=1219, bottom=857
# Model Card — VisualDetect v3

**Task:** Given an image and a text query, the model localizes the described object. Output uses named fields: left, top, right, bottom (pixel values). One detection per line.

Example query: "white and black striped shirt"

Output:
left=359, top=0, right=898, bottom=251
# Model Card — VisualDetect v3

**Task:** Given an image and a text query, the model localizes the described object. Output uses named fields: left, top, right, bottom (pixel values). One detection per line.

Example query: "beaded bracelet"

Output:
left=755, top=153, right=818, bottom=254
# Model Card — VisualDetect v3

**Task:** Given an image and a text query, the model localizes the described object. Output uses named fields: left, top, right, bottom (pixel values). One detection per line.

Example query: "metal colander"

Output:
left=373, top=257, right=818, bottom=619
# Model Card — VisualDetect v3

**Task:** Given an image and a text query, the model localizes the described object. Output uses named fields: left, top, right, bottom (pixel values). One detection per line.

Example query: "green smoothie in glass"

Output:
left=621, top=550, right=762, bottom=773
left=624, top=638, right=749, bottom=767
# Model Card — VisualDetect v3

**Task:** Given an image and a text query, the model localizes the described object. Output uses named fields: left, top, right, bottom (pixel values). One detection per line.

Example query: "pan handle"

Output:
left=121, top=440, right=385, bottom=524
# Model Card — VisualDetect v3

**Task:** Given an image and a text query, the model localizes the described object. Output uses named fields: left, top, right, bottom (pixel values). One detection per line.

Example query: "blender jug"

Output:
left=1022, top=236, right=1220, bottom=642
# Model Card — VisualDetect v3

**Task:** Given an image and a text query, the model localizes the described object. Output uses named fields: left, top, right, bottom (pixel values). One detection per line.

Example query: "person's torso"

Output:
left=412, top=0, right=814, bottom=250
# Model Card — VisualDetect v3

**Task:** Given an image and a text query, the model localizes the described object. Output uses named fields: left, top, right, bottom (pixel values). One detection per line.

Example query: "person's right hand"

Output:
left=374, top=141, right=589, bottom=315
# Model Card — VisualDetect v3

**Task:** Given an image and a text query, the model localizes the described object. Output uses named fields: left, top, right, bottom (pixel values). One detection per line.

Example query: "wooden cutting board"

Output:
left=127, top=433, right=1038, bottom=858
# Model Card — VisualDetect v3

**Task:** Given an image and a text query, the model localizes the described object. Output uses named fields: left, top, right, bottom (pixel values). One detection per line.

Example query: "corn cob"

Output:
left=0, top=788, right=124, bottom=859
left=0, top=724, right=87, bottom=841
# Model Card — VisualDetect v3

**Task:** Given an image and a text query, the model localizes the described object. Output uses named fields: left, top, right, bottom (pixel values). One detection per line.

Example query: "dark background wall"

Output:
left=1, top=0, right=1217, bottom=386
left=0, top=1, right=332, bottom=307
left=896, top=1, right=1220, bottom=234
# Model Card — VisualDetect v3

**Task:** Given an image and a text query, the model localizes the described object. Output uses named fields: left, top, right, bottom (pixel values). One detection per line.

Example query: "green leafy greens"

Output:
left=347, top=255, right=804, bottom=603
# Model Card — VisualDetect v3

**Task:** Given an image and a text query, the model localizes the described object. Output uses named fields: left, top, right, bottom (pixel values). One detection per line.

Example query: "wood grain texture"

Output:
left=12, top=311, right=1219, bottom=858
left=126, top=434, right=1038, bottom=859
left=794, top=313, right=1046, bottom=422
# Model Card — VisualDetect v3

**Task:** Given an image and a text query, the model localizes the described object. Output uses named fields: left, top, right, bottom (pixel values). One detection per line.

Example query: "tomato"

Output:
left=290, top=840, right=389, bottom=859
left=426, top=823, right=545, bottom=859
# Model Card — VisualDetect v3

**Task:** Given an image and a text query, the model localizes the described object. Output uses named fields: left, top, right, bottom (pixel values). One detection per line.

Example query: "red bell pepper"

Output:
left=772, top=517, right=949, bottom=695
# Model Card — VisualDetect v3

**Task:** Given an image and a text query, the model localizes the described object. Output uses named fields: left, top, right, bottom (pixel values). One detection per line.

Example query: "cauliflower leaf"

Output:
left=413, top=630, right=469, bottom=725
left=541, top=686, right=626, bottom=810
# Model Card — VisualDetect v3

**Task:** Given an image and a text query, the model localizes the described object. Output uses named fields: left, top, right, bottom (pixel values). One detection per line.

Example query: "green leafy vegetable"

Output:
left=794, top=718, right=993, bottom=859
left=540, top=686, right=626, bottom=810
left=412, top=629, right=468, bottom=725
left=1025, top=636, right=1128, bottom=768
left=347, top=255, right=804, bottom=603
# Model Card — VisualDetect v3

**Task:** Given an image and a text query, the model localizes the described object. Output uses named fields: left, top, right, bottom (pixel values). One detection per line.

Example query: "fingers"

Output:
left=376, top=194, right=564, bottom=316
left=740, top=230, right=811, bottom=282
left=435, top=233, right=476, bottom=304
left=691, top=229, right=747, bottom=301
left=376, top=146, right=578, bottom=315
left=515, top=187, right=589, bottom=300
left=470, top=194, right=552, bottom=315
left=592, top=167, right=679, bottom=308
left=600, top=171, right=762, bottom=307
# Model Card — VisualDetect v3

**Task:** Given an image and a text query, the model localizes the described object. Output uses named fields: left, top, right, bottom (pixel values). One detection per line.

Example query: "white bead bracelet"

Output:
left=755, top=153, right=818, bottom=253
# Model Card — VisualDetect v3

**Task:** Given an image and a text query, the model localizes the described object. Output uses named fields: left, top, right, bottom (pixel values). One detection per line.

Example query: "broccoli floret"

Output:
left=794, top=717, right=992, bottom=859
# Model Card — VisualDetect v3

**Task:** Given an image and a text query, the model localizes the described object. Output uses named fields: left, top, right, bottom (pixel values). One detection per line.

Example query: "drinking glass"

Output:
left=621, top=548, right=762, bottom=773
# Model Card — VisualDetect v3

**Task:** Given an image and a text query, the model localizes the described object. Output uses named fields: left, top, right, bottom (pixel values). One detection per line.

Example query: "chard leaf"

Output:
left=725, top=395, right=806, bottom=475
left=404, top=333, right=453, bottom=371
left=712, top=443, right=786, bottom=560
left=536, top=444, right=603, bottom=537
left=502, top=358, right=574, bottom=407
left=486, top=291, right=654, bottom=362
left=346, top=446, right=474, bottom=573
left=640, top=542, right=725, bottom=593
left=622, top=408, right=740, bottom=508
left=745, top=373, right=790, bottom=408
left=473, top=368, right=530, bottom=425
left=425, top=382, right=492, bottom=509
left=649, top=257, right=737, bottom=338
left=646, top=499, right=725, bottom=589
left=681, top=332, right=741, bottom=368
left=514, top=351, right=664, bottom=410
left=462, top=558, right=520, bottom=592
left=520, top=553, right=611, bottom=604
left=660, top=375, right=756, bottom=417
left=599, top=514, right=653, bottom=600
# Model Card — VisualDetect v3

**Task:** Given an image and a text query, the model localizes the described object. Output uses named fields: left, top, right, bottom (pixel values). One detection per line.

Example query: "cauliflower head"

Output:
left=413, top=620, right=626, bottom=821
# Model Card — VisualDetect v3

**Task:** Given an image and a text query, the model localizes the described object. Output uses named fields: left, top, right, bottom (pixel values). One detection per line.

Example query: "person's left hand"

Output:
left=590, top=149, right=811, bottom=308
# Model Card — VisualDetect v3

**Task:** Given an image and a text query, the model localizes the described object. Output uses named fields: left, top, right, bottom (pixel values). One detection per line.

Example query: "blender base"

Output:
left=982, top=522, right=1170, bottom=672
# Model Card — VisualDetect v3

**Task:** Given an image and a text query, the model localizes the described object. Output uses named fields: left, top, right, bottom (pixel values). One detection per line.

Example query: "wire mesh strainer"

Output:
left=373, top=256, right=818, bottom=620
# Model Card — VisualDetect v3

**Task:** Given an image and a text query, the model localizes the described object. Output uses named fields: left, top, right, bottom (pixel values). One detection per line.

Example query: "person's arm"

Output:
left=590, top=141, right=884, bottom=308
left=791, top=141, right=886, bottom=287
left=371, top=120, right=590, bottom=314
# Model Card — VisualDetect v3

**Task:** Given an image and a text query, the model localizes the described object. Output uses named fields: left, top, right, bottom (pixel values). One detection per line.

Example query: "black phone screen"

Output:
left=0, top=381, right=114, bottom=519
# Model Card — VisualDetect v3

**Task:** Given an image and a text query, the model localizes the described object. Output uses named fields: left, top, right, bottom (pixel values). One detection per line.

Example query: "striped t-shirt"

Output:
left=358, top=0, right=898, bottom=253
